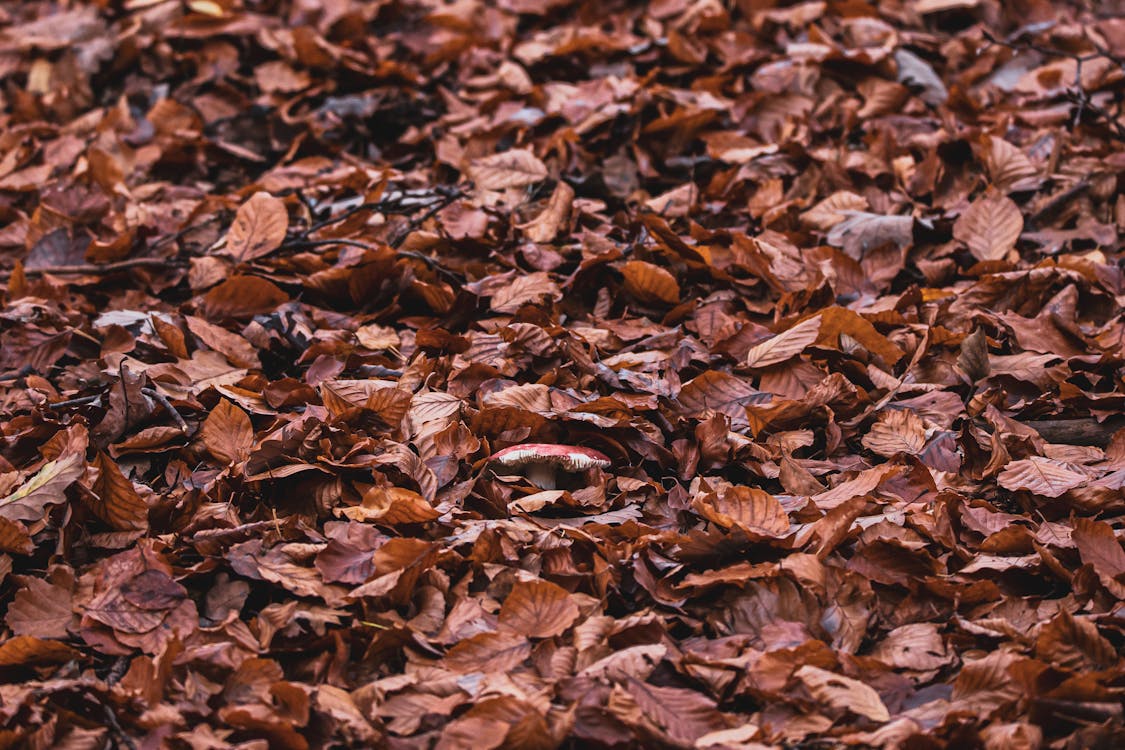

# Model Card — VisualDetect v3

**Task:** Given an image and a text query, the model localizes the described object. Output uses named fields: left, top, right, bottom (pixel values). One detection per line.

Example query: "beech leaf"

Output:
left=222, top=191, right=288, bottom=263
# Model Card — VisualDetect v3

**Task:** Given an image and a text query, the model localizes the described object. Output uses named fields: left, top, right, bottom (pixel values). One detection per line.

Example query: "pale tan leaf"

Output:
left=223, top=192, right=288, bottom=263
left=643, top=183, right=697, bottom=218
left=870, top=623, right=952, bottom=671
left=520, top=181, right=574, bottom=242
left=622, top=260, right=680, bottom=305
left=997, top=456, right=1086, bottom=498
left=826, top=211, right=914, bottom=260
left=862, top=409, right=927, bottom=457
left=953, top=193, right=1023, bottom=262
left=801, top=191, right=869, bottom=231
left=795, top=665, right=890, bottom=722
left=745, top=315, right=822, bottom=368
left=498, top=578, right=579, bottom=638
left=470, top=149, right=548, bottom=190
left=984, top=136, right=1037, bottom=191
left=894, top=48, right=947, bottom=105
left=201, top=398, right=254, bottom=465
left=0, top=453, right=84, bottom=523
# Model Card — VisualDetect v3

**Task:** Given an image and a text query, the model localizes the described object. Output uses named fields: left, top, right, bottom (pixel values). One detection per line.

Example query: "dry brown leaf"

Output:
left=622, top=260, right=680, bottom=305
left=997, top=456, right=1086, bottom=497
left=0, top=453, right=84, bottom=524
left=862, top=409, right=927, bottom=457
left=954, top=193, right=1023, bottom=262
left=520, top=181, right=575, bottom=242
left=694, top=486, right=790, bottom=538
left=801, top=191, right=869, bottom=231
left=223, top=192, right=288, bottom=263
left=745, top=316, right=822, bottom=368
left=201, top=398, right=254, bottom=466
left=490, top=271, right=563, bottom=313
left=826, top=212, right=914, bottom=259
left=795, top=665, right=890, bottom=722
left=984, top=136, right=1038, bottom=191
left=88, top=452, right=149, bottom=531
left=498, top=578, right=579, bottom=638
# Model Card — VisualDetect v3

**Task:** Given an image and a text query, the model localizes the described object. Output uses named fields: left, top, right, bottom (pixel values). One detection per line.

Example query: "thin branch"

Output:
left=284, top=238, right=461, bottom=282
left=0, top=365, right=35, bottom=383
left=47, top=394, right=103, bottom=408
left=141, top=387, right=190, bottom=433
left=980, top=29, right=1125, bottom=142
left=1, top=258, right=187, bottom=281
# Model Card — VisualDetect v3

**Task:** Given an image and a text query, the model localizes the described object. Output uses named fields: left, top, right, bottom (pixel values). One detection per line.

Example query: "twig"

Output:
left=0, top=365, right=35, bottom=383
left=1026, top=416, right=1125, bottom=446
left=387, top=188, right=462, bottom=246
left=47, top=394, right=103, bottom=408
left=101, top=702, right=137, bottom=750
left=980, top=29, right=1125, bottom=142
left=284, top=238, right=460, bottom=281
left=0, top=258, right=187, bottom=281
left=141, top=387, right=189, bottom=433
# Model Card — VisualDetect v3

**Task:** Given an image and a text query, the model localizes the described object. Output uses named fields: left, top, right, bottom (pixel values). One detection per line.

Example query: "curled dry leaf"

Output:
left=489, top=271, right=563, bottom=313
left=954, top=193, right=1023, bottom=262
left=222, top=192, right=288, bottom=264
left=88, top=452, right=149, bottom=531
left=520, top=180, right=574, bottom=242
left=984, top=136, right=1038, bottom=191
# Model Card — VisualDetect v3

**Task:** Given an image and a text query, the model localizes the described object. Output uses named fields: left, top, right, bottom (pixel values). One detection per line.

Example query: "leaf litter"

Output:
left=1, top=0, right=1125, bottom=748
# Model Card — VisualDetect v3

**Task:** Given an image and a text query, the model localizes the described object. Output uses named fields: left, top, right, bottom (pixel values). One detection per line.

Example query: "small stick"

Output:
left=47, top=394, right=103, bottom=408
left=141, top=387, right=189, bottom=433
left=0, top=365, right=35, bottom=383
left=284, top=238, right=460, bottom=281
left=0, top=258, right=186, bottom=281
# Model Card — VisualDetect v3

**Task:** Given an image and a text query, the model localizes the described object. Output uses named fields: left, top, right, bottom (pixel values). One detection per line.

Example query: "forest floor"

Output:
left=1, top=0, right=1125, bottom=748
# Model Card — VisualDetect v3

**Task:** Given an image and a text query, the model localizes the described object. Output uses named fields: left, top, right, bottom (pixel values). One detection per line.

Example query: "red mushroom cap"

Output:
left=490, top=444, right=611, bottom=472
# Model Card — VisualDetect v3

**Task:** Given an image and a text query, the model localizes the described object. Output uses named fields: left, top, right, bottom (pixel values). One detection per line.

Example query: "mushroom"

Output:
left=489, top=444, right=612, bottom=490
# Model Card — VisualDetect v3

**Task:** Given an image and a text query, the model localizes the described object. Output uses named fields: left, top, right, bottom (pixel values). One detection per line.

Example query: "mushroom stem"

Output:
left=525, top=462, right=557, bottom=490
